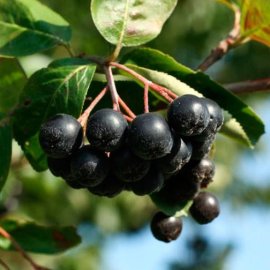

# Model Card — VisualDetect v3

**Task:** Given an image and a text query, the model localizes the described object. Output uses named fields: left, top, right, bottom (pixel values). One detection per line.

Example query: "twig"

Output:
left=110, top=62, right=176, bottom=103
left=78, top=86, right=108, bottom=131
left=104, top=65, right=120, bottom=111
left=118, top=96, right=136, bottom=119
left=224, top=78, right=270, bottom=94
left=0, top=227, right=50, bottom=270
left=197, top=4, right=241, bottom=72
left=0, top=258, right=10, bottom=270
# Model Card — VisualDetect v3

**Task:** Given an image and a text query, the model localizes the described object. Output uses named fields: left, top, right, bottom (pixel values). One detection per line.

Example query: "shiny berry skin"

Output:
left=39, top=114, right=83, bottom=159
left=189, top=191, right=220, bottom=224
left=128, top=113, right=173, bottom=160
left=167, top=95, right=210, bottom=136
left=70, top=145, right=110, bottom=187
left=111, top=146, right=150, bottom=182
left=150, top=212, right=183, bottom=242
left=156, top=137, right=192, bottom=175
left=86, top=108, right=128, bottom=152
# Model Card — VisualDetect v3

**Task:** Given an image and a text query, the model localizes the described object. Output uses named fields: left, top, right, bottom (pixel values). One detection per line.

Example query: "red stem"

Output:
left=123, top=115, right=134, bottom=122
left=144, top=84, right=149, bottom=113
left=110, top=62, right=176, bottom=103
left=78, top=86, right=108, bottom=131
left=118, top=96, right=136, bottom=119
left=0, top=227, right=50, bottom=270
left=104, top=65, right=120, bottom=111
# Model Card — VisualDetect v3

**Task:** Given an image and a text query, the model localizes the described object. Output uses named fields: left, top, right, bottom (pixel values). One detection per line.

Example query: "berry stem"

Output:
left=110, top=62, right=176, bottom=103
left=118, top=96, right=136, bottom=119
left=104, top=65, right=121, bottom=111
left=123, top=114, right=134, bottom=122
left=144, top=83, right=150, bottom=113
left=0, top=227, right=51, bottom=270
left=78, top=86, right=108, bottom=130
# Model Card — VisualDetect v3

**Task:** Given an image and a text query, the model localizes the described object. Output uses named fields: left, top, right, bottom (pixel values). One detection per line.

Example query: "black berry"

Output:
left=111, top=146, right=150, bottom=182
left=70, top=145, right=110, bottom=187
left=39, top=114, right=83, bottom=159
left=167, top=95, right=210, bottom=136
left=128, top=113, right=173, bottom=160
left=156, top=137, right=192, bottom=175
left=128, top=166, right=164, bottom=196
left=88, top=174, right=125, bottom=197
left=189, top=191, right=220, bottom=224
left=150, top=211, right=183, bottom=242
left=86, top=108, right=128, bottom=152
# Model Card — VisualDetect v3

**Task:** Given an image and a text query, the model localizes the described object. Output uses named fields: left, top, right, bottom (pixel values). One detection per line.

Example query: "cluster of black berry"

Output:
left=39, top=94, right=223, bottom=242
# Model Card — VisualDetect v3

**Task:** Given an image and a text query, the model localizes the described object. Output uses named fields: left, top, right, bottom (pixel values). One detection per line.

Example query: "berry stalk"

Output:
left=78, top=86, right=108, bottom=131
left=110, top=62, right=177, bottom=103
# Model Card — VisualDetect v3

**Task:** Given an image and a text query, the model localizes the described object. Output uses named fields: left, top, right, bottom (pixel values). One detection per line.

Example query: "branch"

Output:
left=0, top=259, right=10, bottom=270
left=0, top=227, right=51, bottom=270
left=224, top=78, right=270, bottom=94
left=197, top=4, right=241, bottom=72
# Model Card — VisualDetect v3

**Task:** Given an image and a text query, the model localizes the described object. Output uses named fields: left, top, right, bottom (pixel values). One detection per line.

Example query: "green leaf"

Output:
left=240, top=0, right=270, bottom=47
left=150, top=193, right=190, bottom=216
left=0, top=58, right=27, bottom=113
left=0, top=219, right=81, bottom=254
left=0, top=113, right=12, bottom=192
left=220, top=114, right=250, bottom=146
left=13, top=60, right=96, bottom=170
left=122, top=47, right=265, bottom=147
left=0, top=0, right=71, bottom=57
left=91, top=0, right=177, bottom=47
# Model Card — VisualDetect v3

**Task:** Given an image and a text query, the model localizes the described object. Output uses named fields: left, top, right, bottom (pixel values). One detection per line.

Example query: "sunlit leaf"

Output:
left=241, top=0, right=270, bottom=47
left=91, top=0, right=177, bottom=47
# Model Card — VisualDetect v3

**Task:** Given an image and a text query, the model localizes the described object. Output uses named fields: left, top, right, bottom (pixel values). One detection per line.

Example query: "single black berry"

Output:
left=167, top=95, right=210, bottom=136
left=39, top=114, right=83, bottom=159
left=150, top=211, right=183, bottom=242
left=128, top=166, right=164, bottom=196
left=86, top=108, right=128, bottom=152
left=190, top=134, right=215, bottom=160
left=88, top=174, right=125, bottom=197
left=47, top=156, right=72, bottom=178
left=128, top=113, right=173, bottom=160
left=111, top=146, right=150, bottom=182
left=70, top=145, right=110, bottom=187
left=189, top=191, right=220, bottom=224
left=181, top=157, right=215, bottom=184
left=156, top=137, right=192, bottom=175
